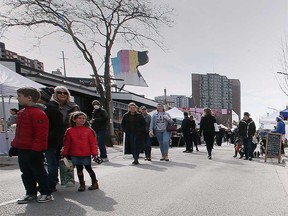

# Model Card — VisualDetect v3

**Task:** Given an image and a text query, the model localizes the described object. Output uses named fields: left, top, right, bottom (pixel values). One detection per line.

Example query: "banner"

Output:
left=111, top=50, right=149, bottom=87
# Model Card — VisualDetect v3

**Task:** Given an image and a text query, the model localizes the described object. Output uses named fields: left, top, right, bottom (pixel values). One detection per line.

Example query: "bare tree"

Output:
left=0, top=0, right=173, bottom=145
left=276, top=38, right=288, bottom=97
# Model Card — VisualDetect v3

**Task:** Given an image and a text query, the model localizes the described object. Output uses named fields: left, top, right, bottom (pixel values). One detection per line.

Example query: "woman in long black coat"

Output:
left=200, top=108, right=216, bottom=159
left=121, top=102, right=146, bottom=165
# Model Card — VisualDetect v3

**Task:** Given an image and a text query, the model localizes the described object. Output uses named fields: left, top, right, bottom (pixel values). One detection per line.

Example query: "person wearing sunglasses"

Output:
left=52, top=86, right=78, bottom=128
left=52, top=86, right=79, bottom=164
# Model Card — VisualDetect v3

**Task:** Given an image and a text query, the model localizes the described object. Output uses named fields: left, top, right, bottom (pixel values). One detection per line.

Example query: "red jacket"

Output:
left=11, top=106, right=49, bottom=152
left=62, top=126, right=98, bottom=157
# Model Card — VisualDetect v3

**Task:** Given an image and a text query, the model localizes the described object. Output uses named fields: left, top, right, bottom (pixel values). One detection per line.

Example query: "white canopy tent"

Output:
left=148, top=107, right=184, bottom=120
left=0, top=64, right=44, bottom=154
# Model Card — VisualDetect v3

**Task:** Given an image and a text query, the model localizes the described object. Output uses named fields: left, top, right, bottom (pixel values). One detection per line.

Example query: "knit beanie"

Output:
left=39, top=87, right=54, bottom=102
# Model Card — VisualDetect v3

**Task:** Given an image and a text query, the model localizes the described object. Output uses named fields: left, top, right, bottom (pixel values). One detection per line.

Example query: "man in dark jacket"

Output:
left=121, top=102, right=146, bottom=165
left=91, top=100, right=109, bottom=162
left=238, top=112, right=256, bottom=161
left=181, top=112, right=193, bottom=153
left=39, top=87, right=64, bottom=192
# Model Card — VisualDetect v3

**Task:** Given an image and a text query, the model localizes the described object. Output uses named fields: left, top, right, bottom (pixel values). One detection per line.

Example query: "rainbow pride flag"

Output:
left=111, top=50, right=149, bottom=87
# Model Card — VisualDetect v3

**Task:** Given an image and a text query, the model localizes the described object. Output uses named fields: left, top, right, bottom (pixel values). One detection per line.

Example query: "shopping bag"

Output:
left=59, top=159, right=75, bottom=186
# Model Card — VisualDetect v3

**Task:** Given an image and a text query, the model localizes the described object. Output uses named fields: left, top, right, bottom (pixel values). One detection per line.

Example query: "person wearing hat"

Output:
left=238, top=112, right=256, bottom=161
left=140, top=106, right=152, bottom=161
left=38, top=87, right=64, bottom=191
left=91, top=100, right=109, bottom=162
left=121, top=102, right=146, bottom=165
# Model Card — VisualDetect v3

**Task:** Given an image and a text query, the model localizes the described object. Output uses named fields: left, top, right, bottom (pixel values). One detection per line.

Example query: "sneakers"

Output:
left=17, top=195, right=37, bottom=204
left=102, top=158, right=109, bottom=162
left=38, top=194, right=54, bottom=203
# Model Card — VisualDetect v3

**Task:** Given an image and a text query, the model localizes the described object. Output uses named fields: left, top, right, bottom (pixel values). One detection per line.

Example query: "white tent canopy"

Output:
left=0, top=64, right=44, bottom=154
left=259, top=112, right=279, bottom=130
left=149, top=107, right=184, bottom=120
left=0, top=64, right=44, bottom=97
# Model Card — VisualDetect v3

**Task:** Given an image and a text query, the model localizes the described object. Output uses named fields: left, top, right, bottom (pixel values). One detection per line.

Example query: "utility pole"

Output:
left=61, top=51, right=67, bottom=78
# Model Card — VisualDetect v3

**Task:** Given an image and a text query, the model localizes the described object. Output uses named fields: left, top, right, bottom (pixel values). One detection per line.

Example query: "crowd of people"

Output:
left=7, top=85, right=286, bottom=205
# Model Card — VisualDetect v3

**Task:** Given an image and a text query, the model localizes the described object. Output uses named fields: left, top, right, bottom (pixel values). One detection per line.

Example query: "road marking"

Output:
left=0, top=199, right=17, bottom=207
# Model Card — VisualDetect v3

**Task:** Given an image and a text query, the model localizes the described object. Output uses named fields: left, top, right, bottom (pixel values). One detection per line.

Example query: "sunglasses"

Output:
left=57, top=91, right=68, bottom=95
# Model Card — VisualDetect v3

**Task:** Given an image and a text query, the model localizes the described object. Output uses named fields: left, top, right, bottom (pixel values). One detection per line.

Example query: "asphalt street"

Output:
left=1, top=144, right=288, bottom=216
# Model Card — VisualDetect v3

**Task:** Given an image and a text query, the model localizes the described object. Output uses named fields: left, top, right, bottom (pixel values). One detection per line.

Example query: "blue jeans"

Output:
left=97, top=129, right=107, bottom=159
left=143, top=133, right=151, bottom=158
left=242, top=137, right=253, bottom=159
left=155, top=130, right=171, bottom=156
left=45, top=148, right=58, bottom=189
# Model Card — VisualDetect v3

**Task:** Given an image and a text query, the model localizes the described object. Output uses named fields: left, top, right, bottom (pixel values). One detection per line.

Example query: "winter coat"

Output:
left=143, top=114, right=151, bottom=133
left=181, top=117, right=193, bottom=135
left=62, top=126, right=98, bottom=157
left=91, top=108, right=109, bottom=132
left=121, top=111, right=146, bottom=135
left=11, top=105, right=49, bottom=152
left=44, top=101, right=64, bottom=149
left=272, top=120, right=285, bottom=135
left=238, top=118, right=256, bottom=138
left=199, top=114, right=216, bottom=140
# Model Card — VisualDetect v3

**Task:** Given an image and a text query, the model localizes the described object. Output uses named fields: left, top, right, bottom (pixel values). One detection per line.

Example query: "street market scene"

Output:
left=1, top=0, right=288, bottom=215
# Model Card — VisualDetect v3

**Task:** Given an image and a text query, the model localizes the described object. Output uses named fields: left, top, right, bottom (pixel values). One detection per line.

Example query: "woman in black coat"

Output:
left=121, top=102, right=146, bottom=165
left=200, top=108, right=216, bottom=159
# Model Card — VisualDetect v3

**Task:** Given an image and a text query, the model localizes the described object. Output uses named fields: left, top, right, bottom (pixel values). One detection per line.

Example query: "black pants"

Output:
left=183, top=133, right=191, bottom=151
left=18, top=149, right=51, bottom=196
left=204, top=137, right=214, bottom=156
left=189, top=133, right=198, bottom=150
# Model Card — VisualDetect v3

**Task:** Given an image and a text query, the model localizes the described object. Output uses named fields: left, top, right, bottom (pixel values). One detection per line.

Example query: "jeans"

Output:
left=243, top=137, right=253, bottom=159
left=97, top=129, right=107, bottom=159
left=155, top=130, right=171, bottom=155
left=143, top=133, right=152, bottom=158
left=18, top=149, right=50, bottom=196
left=45, top=148, right=58, bottom=189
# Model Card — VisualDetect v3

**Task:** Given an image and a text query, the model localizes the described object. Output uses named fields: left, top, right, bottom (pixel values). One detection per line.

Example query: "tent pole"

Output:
left=1, top=96, right=9, bottom=155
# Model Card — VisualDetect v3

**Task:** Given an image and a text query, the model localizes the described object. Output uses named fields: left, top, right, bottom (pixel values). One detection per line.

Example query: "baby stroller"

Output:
left=258, top=129, right=270, bottom=156
left=238, top=141, right=260, bottom=158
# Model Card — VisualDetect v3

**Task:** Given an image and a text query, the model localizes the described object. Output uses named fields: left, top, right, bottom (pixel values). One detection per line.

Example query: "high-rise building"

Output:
left=154, top=95, right=192, bottom=108
left=191, top=73, right=241, bottom=118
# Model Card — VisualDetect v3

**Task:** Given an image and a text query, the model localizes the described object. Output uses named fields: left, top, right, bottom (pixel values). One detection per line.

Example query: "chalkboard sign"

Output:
left=265, top=133, right=282, bottom=163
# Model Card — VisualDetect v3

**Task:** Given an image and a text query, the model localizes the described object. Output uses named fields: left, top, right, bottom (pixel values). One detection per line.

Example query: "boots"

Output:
left=78, top=181, right=86, bottom=192
left=88, top=180, right=99, bottom=190
left=164, top=153, right=169, bottom=161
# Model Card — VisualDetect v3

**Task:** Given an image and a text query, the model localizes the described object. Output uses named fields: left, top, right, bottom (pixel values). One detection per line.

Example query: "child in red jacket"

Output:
left=62, top=111, right=99, bottom=192
left=12, top=87, right=52, bottom=204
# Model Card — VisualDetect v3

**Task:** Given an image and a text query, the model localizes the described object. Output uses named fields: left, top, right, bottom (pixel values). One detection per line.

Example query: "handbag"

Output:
left=166, top=123, right=177, bottom=132
left=214, top=123, right=219, bottom=132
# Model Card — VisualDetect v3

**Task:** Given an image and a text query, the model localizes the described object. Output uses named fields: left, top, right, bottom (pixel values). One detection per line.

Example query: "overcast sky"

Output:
left=1, top=0, right=288, bottom=122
